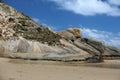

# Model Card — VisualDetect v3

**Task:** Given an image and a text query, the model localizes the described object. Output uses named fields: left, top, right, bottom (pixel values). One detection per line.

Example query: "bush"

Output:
left=19, top=20, right=26, bottom=26
left=8, top=17, right=15, bottom=22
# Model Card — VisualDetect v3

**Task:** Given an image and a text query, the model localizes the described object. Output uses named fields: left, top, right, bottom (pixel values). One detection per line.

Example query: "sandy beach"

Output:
left=0, top=58, right=120, bottom=80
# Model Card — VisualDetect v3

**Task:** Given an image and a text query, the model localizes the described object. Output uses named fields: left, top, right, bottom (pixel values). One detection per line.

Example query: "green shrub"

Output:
left=19, top=20, right=26, bottom=26
left=8, top=17, right=15, bottom=22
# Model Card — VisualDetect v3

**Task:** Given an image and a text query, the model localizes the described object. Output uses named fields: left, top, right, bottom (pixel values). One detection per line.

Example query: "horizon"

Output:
left=3, top=0, right=120, bottom=48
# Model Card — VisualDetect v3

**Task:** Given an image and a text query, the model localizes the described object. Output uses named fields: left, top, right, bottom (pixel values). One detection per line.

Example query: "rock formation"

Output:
left=0, top=3, right=61, bottom=45
left=0, top=2, right=120, bottom=62
left=57, top=28, right=82, bottom=42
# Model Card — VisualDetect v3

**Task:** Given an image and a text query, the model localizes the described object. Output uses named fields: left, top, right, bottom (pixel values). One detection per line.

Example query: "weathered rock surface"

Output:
left=0, top=37, right=91, bottom=61
left=0, top=3, right=61, bottom=45
left=0, top=2, right=120, bottom=62
left=104, top=46, right=120, bottom=57
left=74, top=39, right=101, bottom=56
left=57, top=28, right=82, bottom=41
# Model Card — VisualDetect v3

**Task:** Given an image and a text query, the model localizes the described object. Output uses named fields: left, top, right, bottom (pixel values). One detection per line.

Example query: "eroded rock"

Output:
left=57, top=28, right=82, bottom=42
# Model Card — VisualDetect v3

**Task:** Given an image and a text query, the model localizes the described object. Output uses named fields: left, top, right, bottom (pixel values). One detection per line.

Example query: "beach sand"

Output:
left=0, top=58, right=120, bottom=80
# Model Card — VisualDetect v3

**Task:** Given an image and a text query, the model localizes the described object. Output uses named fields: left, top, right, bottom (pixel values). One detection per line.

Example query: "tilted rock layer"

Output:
left=0, top=2, right=120, bottom=62
left=0, top=3, right=61, bottom=45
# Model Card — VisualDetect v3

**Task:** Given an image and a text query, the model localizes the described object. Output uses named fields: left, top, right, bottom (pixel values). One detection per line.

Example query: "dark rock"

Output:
left=74, top=39, right=101, bottom=56
left=82, top=38, right=105, bottom=53
left=104, top=46, right=120, bottom=57
left=81, top=38, right=105, bottom=60
left=85, top=56, right=103, bottom=63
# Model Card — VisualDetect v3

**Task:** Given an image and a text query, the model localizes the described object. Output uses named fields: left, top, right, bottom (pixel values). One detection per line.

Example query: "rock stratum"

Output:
left=0, top=2, right=120, bottom=62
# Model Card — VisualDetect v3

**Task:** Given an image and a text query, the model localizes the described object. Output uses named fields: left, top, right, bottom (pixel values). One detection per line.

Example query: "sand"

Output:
left=0, top=58, right=120, bottom=80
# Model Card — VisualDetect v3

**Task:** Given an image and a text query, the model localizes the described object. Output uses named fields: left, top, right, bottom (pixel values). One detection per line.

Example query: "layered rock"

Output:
left=103, top=46, right=120, bottom=59
left=0, top=2, right=120, bottom=62
left=0, top=3, right=91, bottom=61
left=0, top=37, right=91, bottom=61
left=0, top=3, right=61, bottom=45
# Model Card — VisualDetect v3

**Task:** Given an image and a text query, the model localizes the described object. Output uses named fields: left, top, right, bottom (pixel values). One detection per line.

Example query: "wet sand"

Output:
left=0, top=58, right=120, bottom=80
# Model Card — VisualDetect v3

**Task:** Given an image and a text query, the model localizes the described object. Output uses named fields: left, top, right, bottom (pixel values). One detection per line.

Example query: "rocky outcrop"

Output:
left=104, top=46, right=120, bottom=58
left=74, top=39, right=101, bottom=56
left=57, top=28, right=82, bottom=42
left=0, top=3, right=61, bottom=45
left=0, top=38, right=91, bottom=61
left=81, top=38, right=105, bottom=53
left=0, top=2, right=120, bottom=62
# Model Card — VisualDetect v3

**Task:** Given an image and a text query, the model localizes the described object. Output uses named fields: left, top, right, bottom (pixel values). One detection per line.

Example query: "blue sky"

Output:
left=3, top=0, right=120, bottom=48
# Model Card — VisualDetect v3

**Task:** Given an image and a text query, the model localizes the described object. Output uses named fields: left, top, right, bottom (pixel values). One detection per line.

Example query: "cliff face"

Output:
left=0, top=2, right=120, bottom=62
left=0, top=3, right=61, bottom=45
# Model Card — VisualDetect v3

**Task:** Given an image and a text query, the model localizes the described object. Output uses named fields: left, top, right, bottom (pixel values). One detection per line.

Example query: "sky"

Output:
left=3, top=0, right=120, bottom=48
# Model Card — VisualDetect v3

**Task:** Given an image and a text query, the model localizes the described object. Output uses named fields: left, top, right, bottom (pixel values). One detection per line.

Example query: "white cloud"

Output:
left=49, top=0, right=120, bottom=16
left=32, top=18, right=40, bottom=23
left=119, top=32, right=120, bottom=36
left=108, top=0, right=120, bottom=6
left=81, top=28, right=120, bottom=48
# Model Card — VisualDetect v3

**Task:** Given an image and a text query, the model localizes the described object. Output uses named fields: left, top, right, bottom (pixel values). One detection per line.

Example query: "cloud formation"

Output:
left=108, top=0, right=120, bottom=6
left=81, top=28, right=120, bottom=48
left=49, top=0, right=120, bottom=16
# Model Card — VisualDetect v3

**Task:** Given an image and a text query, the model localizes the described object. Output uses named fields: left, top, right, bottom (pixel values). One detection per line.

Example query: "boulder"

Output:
left=57, top=28, right=82, bottom=41
left=67, top=28, right=82, bottom=38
